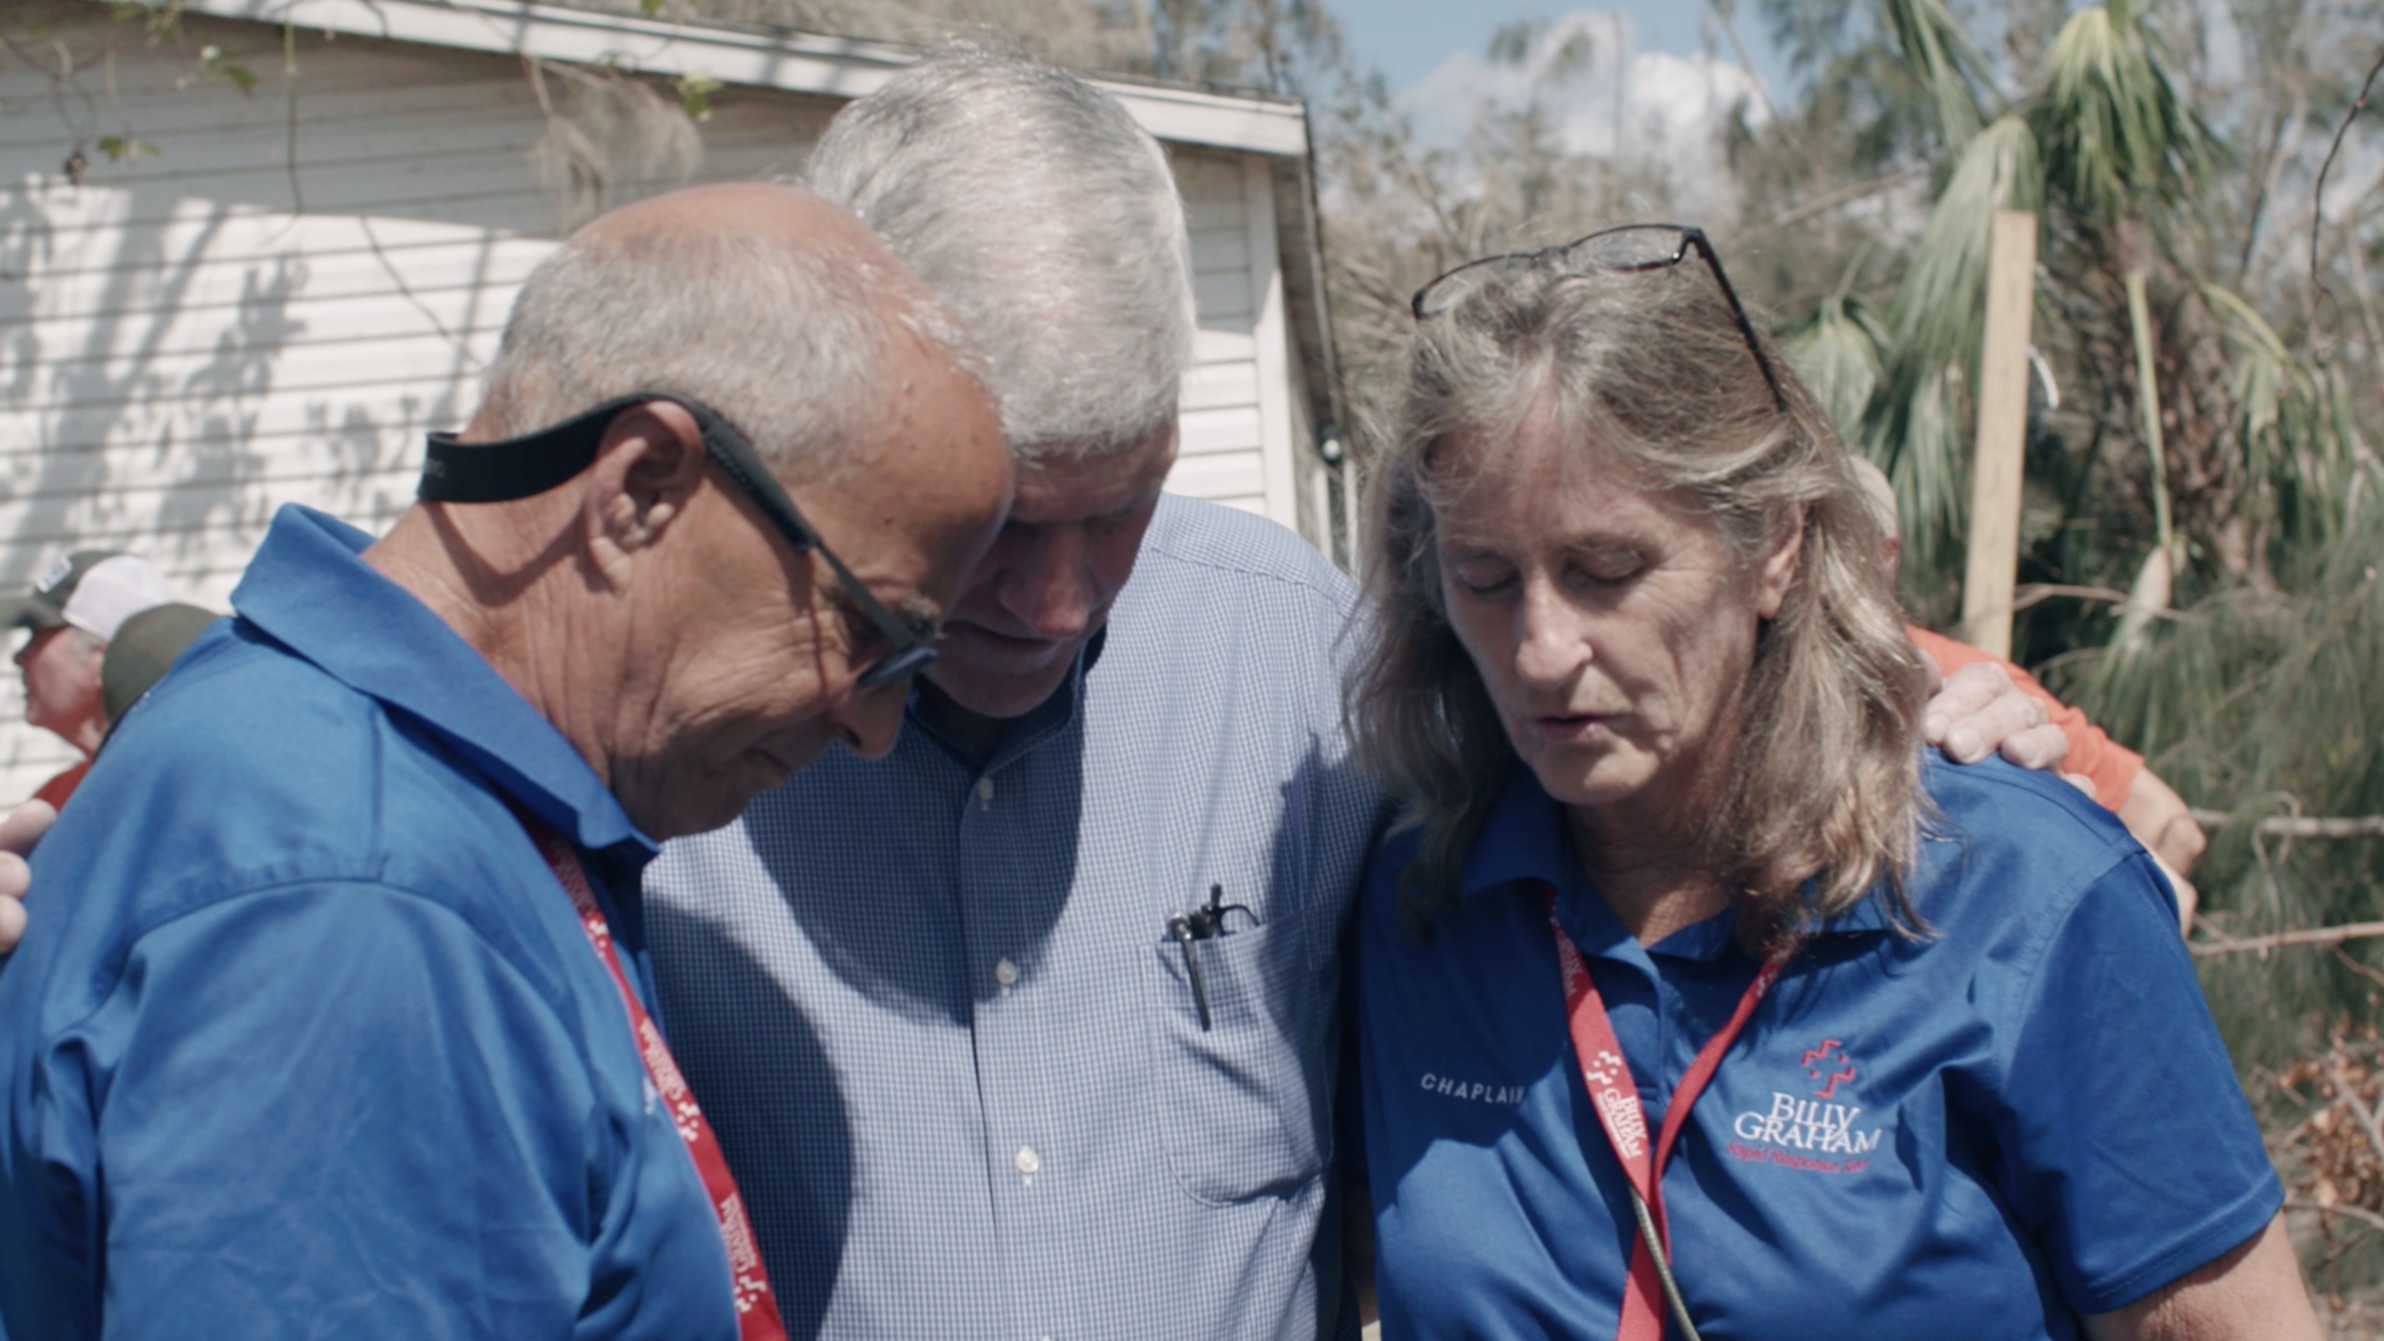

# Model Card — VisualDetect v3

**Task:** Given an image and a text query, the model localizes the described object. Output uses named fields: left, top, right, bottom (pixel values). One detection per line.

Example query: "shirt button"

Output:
left=976, top=777, right=995, bottom=804
left=1014, top=1145, right=1041, bottom=1175
left=994, top=958, right=1020, bottom=987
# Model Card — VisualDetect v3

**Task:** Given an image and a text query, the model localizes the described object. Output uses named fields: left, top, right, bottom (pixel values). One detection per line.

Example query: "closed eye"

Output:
left=1572, top=546, right=1645, bottom=586
left=829, top=590, right=940, bottom=659
left=1446, top=555, right=1517, bottom=597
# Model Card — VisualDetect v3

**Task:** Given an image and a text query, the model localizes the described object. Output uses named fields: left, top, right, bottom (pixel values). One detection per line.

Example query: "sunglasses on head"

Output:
left=1412, top=222, right=1788, bottom=412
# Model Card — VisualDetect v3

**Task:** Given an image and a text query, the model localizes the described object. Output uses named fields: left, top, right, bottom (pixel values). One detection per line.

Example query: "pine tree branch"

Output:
left=2188, top=811, right=2384, bottom=838
left=2192, top=921, right=2384, bottom=957
left=2286, top=1197, right=2384, bottom=1236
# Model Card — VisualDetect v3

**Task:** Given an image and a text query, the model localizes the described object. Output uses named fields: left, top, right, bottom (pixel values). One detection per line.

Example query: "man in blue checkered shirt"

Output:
left=644, top=47, right=1385, bottom=1341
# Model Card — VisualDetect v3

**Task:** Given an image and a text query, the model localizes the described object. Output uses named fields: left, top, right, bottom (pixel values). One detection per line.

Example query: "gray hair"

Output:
left=479, top=216, right=978, bottom=479
left=1348, top=256, right=1928, bottom=953
left=805, top=44, right=1196, bottom=461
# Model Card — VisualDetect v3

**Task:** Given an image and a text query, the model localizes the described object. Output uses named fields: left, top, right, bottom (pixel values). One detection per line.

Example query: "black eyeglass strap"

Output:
left=419, top=393, right=672, bottom=503
left=416, top=390, right=932, bottom=686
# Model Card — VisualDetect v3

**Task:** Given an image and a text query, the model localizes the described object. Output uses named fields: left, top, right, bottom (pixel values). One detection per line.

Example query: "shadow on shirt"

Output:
left=651, top=912, right=854, bottom=1339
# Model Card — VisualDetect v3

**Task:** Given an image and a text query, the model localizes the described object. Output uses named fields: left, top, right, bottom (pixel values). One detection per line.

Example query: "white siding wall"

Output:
left=0, top=12, right=1296, bottom=802
left=1172, top=150, right=1288, bottom=519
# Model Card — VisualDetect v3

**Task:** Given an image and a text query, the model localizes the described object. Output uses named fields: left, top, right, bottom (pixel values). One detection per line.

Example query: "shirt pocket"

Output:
left=1144, top=917, right=1326, bottom=1206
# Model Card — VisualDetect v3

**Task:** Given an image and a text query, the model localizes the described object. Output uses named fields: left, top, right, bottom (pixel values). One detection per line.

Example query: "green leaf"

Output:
left=197, top=45, right=259, bottom=97
left=673, top=71, right=723, bottom=122
left=95, top=136, right=159, bottom=162
left=111, top=1, right=181, bottom=38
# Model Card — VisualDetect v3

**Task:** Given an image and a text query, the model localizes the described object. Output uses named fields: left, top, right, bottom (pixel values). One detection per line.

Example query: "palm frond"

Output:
left=2030, top=0, right=2216, bottom=225
left=1876, top=0, right=1996, bottom=150
left=1857, top=114, right=2043, bottom=602
left=1781, top=284, right=1889, bottom=446
left=2201, top=280, right=2373, bottom=571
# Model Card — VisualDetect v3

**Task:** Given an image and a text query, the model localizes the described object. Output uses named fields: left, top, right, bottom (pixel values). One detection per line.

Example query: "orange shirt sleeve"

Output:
left=1906, top=625, right=2142, bottom=811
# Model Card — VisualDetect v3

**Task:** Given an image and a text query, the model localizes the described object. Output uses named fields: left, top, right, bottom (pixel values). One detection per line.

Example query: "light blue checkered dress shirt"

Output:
left=647, top=495, right=1386, bottom=1341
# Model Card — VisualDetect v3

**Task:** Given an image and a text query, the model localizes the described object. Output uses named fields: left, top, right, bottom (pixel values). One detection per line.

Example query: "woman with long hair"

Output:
left=1345, top=225, right=2316, bottom=1340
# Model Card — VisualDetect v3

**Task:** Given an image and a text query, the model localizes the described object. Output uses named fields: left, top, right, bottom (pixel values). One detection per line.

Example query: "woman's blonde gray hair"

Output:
left=1347, top=255, right=1928, bottom=952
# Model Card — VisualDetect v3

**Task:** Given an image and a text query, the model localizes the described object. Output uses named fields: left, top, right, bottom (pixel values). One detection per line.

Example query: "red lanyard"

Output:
left=524, top=817, right=790, bottom=1341
left=1549, top=890, right=1781, bottom=1341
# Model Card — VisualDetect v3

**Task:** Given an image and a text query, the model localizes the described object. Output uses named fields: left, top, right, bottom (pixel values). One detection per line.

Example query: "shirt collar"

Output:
left=231, top=505, right=653, bottom=859
left=1810, top=886, right=1900, bottom=936
left=1457, top=765, right=1574, bottom=900
left=1453, top=770, right=1648, bottom=964
left=1454, top=762, right=1898, bottom=959
left=907, top=625, right=1108, bottom=773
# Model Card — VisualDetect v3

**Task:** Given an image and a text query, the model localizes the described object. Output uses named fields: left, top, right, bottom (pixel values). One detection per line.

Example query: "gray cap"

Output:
left=100, top=602, right=218, bottom=726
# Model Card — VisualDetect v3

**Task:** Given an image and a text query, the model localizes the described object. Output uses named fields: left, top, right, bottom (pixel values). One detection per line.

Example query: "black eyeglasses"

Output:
left=419, top=391, right=937, bottom=690
left=1411, top=222, right=1787, bottom=411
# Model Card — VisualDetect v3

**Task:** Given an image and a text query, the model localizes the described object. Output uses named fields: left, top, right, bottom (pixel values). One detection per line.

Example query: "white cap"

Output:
left=58, top=554, right=178, bottom=642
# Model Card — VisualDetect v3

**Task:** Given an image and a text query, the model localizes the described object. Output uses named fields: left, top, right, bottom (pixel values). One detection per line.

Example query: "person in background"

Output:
left=97, top=603, right=221, bottom=735
left=0, top=181, right=1011, bottom=1340
left=1346, top=223, right=2313, bottom=1339
left=1850, top=458, right=2208, bottom=930
left=4, top=551, right=177, bottom=808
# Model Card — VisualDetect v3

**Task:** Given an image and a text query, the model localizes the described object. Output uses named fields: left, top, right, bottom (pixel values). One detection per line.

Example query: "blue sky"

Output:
left=1325, top=2, right=1788, bottom=209
left=1330, top=0, right=1729, bottom=89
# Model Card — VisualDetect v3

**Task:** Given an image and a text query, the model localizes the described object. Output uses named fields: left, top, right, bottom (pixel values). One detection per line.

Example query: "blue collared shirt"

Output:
left=648, top=495, right=1385, bottom=1341
left=0, top=506, right=739, bottom=1341
left=1356, top=756, right=2280, bottom=1340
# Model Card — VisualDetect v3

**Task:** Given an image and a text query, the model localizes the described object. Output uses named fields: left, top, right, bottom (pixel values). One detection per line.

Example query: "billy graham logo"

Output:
left=1581, top=1048, right=1647, bottom=1159
left=1727, top=1037, right=1885, bottom=1174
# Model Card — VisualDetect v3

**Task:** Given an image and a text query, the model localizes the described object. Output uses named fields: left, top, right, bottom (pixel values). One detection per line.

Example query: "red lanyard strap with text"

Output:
left=1548, top=889, right=1781, bottom=1341
left=523, top=816, right=789, bottom=1341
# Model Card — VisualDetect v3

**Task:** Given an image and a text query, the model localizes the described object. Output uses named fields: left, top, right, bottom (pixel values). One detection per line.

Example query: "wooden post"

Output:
left=1959, top=210, right=2039, bottom=658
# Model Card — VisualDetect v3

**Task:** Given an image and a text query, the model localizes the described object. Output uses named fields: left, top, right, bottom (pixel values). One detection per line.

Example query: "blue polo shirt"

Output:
left=0, top=506, right=738, bottom=1341
left=1354, top=756, right=2280, bottom=1340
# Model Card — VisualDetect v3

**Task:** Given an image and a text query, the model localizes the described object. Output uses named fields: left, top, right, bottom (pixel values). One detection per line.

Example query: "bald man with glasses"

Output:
left=0, top=182, right=1009, bottom=1341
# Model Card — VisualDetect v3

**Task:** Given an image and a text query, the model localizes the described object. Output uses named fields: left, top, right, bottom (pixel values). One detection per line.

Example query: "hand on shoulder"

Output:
left=0, top=798, right=56, bottom=954
left=1922, top=659, right=2069, bottom=772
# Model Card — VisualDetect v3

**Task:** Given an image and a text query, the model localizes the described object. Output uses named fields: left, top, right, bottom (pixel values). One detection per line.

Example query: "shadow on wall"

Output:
left=0, top=5, right=575, bottom=795
left=0, top=228, right=466, bottom=794
left=0, top=2, right=836, bottom=801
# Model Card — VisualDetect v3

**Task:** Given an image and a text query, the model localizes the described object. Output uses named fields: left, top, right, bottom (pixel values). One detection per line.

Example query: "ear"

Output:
left=1753, top=505, right=1806, bottom=620
left=583, top=400, right=708, bottom=576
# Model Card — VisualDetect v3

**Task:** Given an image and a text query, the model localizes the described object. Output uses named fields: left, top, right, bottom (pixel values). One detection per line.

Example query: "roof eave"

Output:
left=153, top=0, right=1311, bottom=156
left=138, top=0, right=1346, bottom=466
